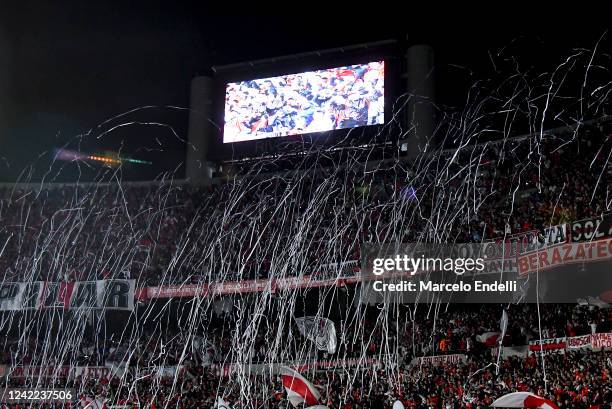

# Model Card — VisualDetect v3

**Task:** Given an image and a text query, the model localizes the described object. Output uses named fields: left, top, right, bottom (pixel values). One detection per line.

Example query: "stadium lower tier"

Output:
left=0, top=350, right=610, bottom=408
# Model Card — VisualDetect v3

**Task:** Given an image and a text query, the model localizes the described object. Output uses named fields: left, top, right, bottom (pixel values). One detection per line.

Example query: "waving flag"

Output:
left=295, top=316, right=337, bottom=354
left=587, top=296, right=611, bottom=309
left=280, top=366, right=321, bottom=407
left=476, top=331, right=501, bottom=346
left=492, top=392, right=559, bottom=409
left=81, top=396, right=106, bottom=409
left=215, top=396, right=231, bottom=409
left=392, top=400, right=405, bottom=409
left=500, top=309, right=509, bottom=339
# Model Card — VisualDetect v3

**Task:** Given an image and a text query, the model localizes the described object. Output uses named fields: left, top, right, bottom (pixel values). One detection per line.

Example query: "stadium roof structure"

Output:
left=211, top=39, right=397, bottom=74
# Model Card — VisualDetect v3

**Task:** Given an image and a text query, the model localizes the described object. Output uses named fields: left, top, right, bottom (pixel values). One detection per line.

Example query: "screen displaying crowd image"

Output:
left=223, top=61, right=385, bottom=143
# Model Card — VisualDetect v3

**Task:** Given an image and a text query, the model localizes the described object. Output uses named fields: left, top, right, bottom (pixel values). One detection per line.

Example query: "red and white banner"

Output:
left=492, top=392, right=559, bottom=409
left=280, top=366, right=321, bottom=408
left=145, top=262, right=361, bottom=299
left=529, top=333, right=612, bottom=355
left=217, top=356, right=388, bottom=377
left=528, top=337, right=566, bottom=356
left=0, top=280, right=135, bottom=311
left=590, top=332, right=612, bottom=349
left=566, top=334, right=592, bottom=350
left=146, top=280, right=273, bottom=298
left=476, top=332, right=501, bottom=347
left=518, top=238, right=612, bottom=275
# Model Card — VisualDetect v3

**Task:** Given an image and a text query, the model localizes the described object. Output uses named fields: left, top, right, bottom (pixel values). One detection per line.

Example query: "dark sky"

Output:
left=0, top=5, right=608, bottom=181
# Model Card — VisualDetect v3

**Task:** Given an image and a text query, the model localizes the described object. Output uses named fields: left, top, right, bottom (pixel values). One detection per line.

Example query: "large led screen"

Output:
left=223, top=61, right=385, bottom=143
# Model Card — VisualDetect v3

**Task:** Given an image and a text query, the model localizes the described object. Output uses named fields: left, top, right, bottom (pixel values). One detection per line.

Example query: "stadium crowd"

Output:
left=0, top=126, right=609, bottom=288
left=1, top=349, right=611, bottom=408
left=1, top=301, right=611, bottom=408
left=1, top=302, right=610, bottom=367
left=0, top=124, right=610, bottom=408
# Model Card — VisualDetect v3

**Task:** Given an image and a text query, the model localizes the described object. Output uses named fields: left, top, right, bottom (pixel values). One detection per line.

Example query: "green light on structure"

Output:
left=123, top=157, right=153, bottom=165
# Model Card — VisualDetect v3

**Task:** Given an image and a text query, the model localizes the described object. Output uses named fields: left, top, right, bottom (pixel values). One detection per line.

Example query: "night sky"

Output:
left=0, top=5, right=608, bottom=181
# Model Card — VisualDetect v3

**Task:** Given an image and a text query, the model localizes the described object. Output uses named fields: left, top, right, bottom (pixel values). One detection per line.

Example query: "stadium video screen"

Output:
left=223, top=61, right=385, bottom=143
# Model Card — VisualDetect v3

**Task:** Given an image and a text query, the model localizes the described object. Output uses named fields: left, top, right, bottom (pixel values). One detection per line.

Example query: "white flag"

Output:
left=500, top=309, right=509, bottom=340
left=295, top=316, right=337, bottom=354
left=392, top=400, right=405, bottom=409
left=215, top=396, right=231, bottom=409
left=587, top=296, right=611, bottom=309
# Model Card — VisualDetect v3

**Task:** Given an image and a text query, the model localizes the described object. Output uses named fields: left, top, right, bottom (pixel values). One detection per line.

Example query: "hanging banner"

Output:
left=590, top=332, right=612, bottom=349
left=0, top=364, right=182, bottom=380
left=145, top=261, right=361, bottom=299
left=0, top=280, right=135, bottom=311
left=571, top=214, right=612, bottom=242
left=528, top=337, right=566, bottom=356
left=566, top=334, right=592, bottom=350
left=411, top=354, right=467, bottom=366
left=217, top=356, right=390, bottom=377
left=517, top=239, right=612, bottom=275
left=4, top=366, right=112, bottom=379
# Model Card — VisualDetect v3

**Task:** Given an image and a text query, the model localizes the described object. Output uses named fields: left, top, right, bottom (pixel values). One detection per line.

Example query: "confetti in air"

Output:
left=0, top=36, right=611, bottom=409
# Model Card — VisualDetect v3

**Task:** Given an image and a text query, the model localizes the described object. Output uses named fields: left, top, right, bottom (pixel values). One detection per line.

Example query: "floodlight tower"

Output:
left=403, top=43, right=436, bottom=161
left=186, top=76, right=215, bottom=185
left=0, top=28, right=11, bottom=137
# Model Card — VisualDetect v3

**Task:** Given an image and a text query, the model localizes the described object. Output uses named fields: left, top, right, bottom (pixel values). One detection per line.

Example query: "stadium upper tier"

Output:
left=0, top=126, right=609, bottom=287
